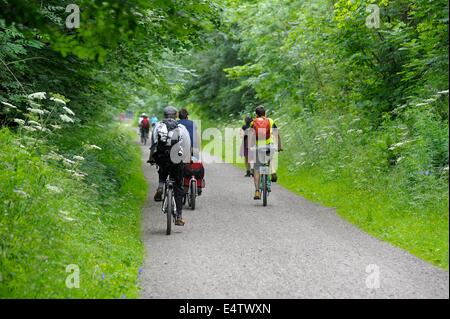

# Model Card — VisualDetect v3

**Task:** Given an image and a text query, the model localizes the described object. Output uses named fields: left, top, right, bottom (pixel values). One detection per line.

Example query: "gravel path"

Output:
left=139, top=144, right=449, bottom=299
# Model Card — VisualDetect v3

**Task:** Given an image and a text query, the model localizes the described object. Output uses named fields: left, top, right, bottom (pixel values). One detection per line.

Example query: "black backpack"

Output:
left=154, top=119, right=181, bottom=163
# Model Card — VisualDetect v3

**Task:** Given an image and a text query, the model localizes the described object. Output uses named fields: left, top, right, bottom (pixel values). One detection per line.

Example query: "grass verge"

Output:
left=0, top=122, right=147, bottom=298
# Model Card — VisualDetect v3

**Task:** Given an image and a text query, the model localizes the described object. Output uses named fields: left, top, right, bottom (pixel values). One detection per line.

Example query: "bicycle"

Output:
left=255, top=145, right=279, bottom=207
left=162, top=175, right=177, bottom=235
left=185, top=175, right=197, bottom=210
left=259, top=160, right=271, bottom=207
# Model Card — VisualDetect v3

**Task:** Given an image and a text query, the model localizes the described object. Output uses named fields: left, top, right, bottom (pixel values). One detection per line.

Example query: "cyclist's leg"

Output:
left=170, top=164, right=184, bottom=219
left=155, top=161, right=167, bottom=201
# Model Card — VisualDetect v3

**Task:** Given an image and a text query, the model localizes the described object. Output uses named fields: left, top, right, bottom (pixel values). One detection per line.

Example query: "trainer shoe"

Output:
left=254, top=190, right=261, bottom=200
left=175, top=218, right=185, bottom=226
left=154, top=187, right=163, bottom=201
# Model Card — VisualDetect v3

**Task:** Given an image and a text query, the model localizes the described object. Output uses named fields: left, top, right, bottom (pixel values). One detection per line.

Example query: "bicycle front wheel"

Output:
left=262, top=174, right=268, bottom=207
left=166, top=188, right=173, bottom=235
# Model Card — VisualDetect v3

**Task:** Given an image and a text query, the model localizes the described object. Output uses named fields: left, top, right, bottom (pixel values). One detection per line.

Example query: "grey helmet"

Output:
left=163, top=106, right=178, bottom=119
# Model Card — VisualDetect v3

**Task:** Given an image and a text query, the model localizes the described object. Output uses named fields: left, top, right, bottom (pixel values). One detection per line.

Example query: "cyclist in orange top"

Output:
left=248, top=105, right=282, bottom=200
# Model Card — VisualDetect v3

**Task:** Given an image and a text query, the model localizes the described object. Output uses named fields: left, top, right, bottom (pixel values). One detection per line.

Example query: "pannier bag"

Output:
left=183, top=162, right=205, bottom=188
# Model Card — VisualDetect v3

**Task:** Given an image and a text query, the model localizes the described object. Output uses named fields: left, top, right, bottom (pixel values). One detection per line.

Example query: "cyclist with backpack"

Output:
left=248, top=105, right=282, bottom=200
left=148, top=106, right=191, bottom=226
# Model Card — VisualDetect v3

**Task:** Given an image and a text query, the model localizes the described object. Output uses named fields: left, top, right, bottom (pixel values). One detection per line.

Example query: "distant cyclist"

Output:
left=150, top=115, right=158, bottom=128
left=248, top=105, right=282, bottom=200
left=140, top=113, right=150, bottom=144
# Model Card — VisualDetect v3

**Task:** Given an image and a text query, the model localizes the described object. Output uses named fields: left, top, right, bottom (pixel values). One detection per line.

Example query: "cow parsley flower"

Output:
left=63, top=106, right=75, bottom=116
left=63, top=158, right=75, bottom=165
left=1, top=101, right=17, bottom=109
left=14, top=118, right=25, bottom=125
left=89, top=144, right=102, bottom=150
left=59, top=114, right=74, bottom=123
left=46, top=185, right=63, bottom=193
left=13, top=189, right=29, bottom=198
left=27, top=108, right=45, bottom=115
left=27, top=120, right=40, bottom=126
left=50, top=97, right=66, bottom=105
left=23, top=126, right=37, bottom=132
left=27, top=92, right=46, bottom=100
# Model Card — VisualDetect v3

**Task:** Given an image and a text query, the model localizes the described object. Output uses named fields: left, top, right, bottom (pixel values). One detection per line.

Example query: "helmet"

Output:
left=163, top=106, right=177, bottom=118
left=141, top=113, right=147, bottom=117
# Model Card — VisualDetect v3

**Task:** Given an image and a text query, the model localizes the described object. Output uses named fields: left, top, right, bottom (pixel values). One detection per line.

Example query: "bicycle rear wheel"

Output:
left=190, top=179, right=197, bottom=210
left=262, top=174, right=268, bottom=207
left=166, top=188, right=173, bottom=235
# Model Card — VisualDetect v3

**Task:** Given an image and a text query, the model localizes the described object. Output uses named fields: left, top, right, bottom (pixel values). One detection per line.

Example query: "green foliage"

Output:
left=180, top=0, right=449, bottom=268
left=0, top=123, right=147, bottom=298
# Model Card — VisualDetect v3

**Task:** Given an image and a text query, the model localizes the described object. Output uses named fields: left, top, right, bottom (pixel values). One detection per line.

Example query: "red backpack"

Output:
left=141, top=117, right=150, bottom=129
left=252, top=117, right=271, bottom=141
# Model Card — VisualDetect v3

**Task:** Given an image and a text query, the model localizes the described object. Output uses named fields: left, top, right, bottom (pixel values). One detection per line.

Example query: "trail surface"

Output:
left=139, top=143, right=448, bottom=298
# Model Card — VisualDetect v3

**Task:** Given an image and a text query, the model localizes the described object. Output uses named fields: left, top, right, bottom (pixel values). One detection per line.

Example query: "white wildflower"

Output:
left=13, top=189, right=29, bottom=198
left=389, top=142, right=404, bottom=150
left=396, top=156, right=404, bottom=164
left=27, top=120, right=40, bottom=126
left=46, top=152, right=63, bottom=160
left=23, top=126, right=37, bottom=132
left=356, top=129, right=363, bottom=134
left=28, top=101, right=41, bottom=108
left=73, top=155, right=85, bottom=161
left=1, top=101, right=17, bottom=109
left=46, top=184, right=63, bottom=193
left=63, top=158, right=75, bottom=165
left=415, top=103, right=428, bottom=107
left=89, top=144, right=102, bottom=150
left=50, top=97, right=66, bottom=105
left=62, top=216, right=76, bottom=222
left=59, top=114, right=74, bottom=123
left=27, top=108, right=45, bottom=115
left=27, top=92, right=46, bottom=100
left=73, top=172, right=86, bottom=178
left=62, top=106, right=75, bottom=116
left=14, top=118, right=25, bottom=125
left=347, top=129, right=355, bottom=134
left=437, top=90, right=449, bottom=95
left=443, top=166, right=449, bottom=171
left=59, top=210, right=70, bottom=215
left=50, top=124, right=62, bottom=130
